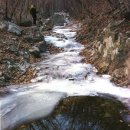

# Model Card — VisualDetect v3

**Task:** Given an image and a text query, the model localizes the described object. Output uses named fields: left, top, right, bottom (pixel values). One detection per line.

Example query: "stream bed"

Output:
left=1, top=22, right=130, bottom=130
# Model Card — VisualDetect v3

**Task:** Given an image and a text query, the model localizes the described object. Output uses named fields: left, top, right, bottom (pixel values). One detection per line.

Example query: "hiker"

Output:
left=30, top=5, right=38, bottom=25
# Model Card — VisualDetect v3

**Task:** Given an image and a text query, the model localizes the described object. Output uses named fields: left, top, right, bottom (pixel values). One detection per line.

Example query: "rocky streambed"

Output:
left=1, top=21, right=130, bottom=130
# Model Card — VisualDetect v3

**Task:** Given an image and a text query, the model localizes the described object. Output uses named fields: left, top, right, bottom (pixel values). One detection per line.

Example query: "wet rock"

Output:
left=8, top=22, right=23, bottom=36
left=29, top=46, right=41, bottom=58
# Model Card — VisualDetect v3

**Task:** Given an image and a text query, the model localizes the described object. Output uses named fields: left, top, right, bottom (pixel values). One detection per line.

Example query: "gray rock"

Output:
left=29, top=46, right=41, bottom=58
left=17, top=61, right=30, bottom=73
left=51, top=13, right=66, bottom=26
left=0, top=21, right=8, bottom=30
left=8, top=22, right=23, bottom=36
left=36, top=41, right=46, bottom=53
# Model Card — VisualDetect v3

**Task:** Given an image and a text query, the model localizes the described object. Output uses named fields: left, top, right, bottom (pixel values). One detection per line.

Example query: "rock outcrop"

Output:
left=0, top=21, right=23, bottom=36
left=77, top=3, right=130, bottom=87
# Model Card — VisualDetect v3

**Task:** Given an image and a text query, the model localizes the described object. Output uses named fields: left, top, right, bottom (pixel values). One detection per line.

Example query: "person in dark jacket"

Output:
left=30, top=5, right=38, bottom=25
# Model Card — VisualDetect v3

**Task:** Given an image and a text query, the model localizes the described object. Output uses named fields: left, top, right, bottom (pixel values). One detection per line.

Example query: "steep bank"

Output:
left=76, top=2, right=130, bottom=87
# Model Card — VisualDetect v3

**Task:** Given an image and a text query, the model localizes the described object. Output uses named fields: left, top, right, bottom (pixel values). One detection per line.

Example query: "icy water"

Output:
left=16, top=96, right=130, bottom=130
left=1, top=22, right=130, bottom=130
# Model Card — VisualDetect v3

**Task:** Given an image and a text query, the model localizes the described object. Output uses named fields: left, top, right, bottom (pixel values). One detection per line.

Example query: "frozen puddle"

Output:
left=1, top=24, right=130, bottom=130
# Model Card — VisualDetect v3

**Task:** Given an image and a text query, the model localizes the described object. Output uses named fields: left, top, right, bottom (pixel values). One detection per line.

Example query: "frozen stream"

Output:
left=1, top=23, right=130, bottom=130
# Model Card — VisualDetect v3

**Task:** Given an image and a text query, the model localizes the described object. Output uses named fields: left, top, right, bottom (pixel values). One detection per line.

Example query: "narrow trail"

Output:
left=1, top=22, right=130, bottom=130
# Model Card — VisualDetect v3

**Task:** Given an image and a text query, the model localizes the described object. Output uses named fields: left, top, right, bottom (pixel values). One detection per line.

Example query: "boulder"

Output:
left=51, top=13, right=66, bottom=26
left=8, top=22, right=23, bottom=36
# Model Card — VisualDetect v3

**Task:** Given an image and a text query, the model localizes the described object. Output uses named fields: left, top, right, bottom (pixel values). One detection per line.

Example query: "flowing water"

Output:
left=0, top=22, right=130, bottom=130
